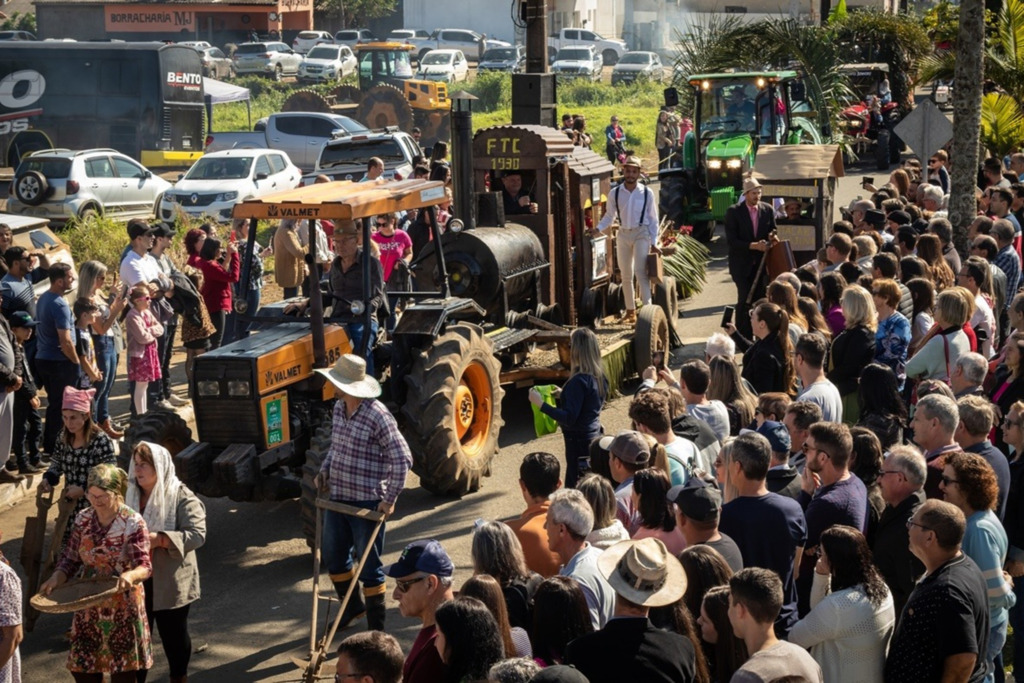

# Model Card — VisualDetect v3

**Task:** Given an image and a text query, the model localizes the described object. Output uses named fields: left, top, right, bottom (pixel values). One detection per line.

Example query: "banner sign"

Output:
left=105, top=7, right=195, bottom=32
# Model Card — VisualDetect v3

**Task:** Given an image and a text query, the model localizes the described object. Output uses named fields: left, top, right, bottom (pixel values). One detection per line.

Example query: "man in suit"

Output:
left=564, top=537, right=697, bottom=682
left=725, top=177, right=776, bottom=338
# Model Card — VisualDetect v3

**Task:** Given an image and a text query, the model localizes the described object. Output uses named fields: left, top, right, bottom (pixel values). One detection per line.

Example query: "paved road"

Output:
left=8, top=165, right=874, bottom=682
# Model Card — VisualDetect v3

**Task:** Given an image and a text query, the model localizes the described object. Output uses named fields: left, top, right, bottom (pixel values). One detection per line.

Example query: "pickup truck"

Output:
left=414, top=28, right=510, bottom=63
left=547, top=28, right=627, bottom=66
left=204, top=112, right=368, bottom=171
left=307, top=129, right=421, bottom=183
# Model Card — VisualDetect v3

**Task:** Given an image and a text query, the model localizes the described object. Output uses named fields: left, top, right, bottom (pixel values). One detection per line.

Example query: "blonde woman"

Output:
left=905, top=287, right=972, bottom=382
left=528, top=328, right=607, bottom=486
left=827, top=285, right=877, bottom=424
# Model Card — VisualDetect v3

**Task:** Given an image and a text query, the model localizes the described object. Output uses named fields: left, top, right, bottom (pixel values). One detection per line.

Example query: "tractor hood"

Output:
left=705, top=134, right=753, bottom=159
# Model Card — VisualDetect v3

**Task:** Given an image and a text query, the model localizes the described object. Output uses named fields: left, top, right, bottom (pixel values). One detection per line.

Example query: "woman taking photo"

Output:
left=470, top=521, right=540, bottom=630
left=126, top=442, right=206, bottom=683
left=528, top=327, right=606, bottom=487
left=906, top=287, right=972, bottom=383
left=196, top=237, right=240, bottom=350
left=789, top=525, right=894, bottom=683
left=77, top=261, right=127, bottom=440
left=828, top=285, right=878, bottom=424
left=39, top=464, right=153, bottom=682
left=630, top=468, right=686, bottom=555
left=697, top=585, right=747, bottom=683
left=530, top=576, right=594, bottom=666
left=434, top=596, right=504, bottom=681
left=707, top=355, right=757, bottom=436
left=725, top=302, right=794, bottom=395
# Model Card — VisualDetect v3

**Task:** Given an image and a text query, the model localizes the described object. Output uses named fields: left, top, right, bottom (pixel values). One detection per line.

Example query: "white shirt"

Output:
left=972, top=292, right=997, bottom=358
left=119, top=250, right=163, bottom=288
left=595, top=182, right=659, bottom=244
left=294, top=219, right=333, bottom=265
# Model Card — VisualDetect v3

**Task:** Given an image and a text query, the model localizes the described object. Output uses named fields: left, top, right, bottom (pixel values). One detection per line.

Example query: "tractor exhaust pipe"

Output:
left=450, top=93, right=477, bottom=230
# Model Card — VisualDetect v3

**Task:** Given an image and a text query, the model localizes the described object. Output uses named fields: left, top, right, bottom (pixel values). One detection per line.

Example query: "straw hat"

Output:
left=597, top=537, right=686, bottom=607
left=622, top=156, right=643, bottom=169
left=314, top=354, right=381, bottom=398
left=740, top=177, right=762, bottom=196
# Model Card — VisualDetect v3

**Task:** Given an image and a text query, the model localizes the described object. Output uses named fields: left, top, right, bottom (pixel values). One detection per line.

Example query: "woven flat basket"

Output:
left=30, top=577, right=121, bottom=614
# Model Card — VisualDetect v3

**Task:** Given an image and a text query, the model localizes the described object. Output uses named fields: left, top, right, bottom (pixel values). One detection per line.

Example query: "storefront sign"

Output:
left=105, top=7, right=195, bottom=32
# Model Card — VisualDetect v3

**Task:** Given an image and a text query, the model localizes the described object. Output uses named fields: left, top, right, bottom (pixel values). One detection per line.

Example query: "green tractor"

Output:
left=660, top=70, right=824, bottom=241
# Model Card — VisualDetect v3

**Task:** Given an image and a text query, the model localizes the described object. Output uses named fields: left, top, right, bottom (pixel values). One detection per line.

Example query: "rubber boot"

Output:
left=331, top=571, right=366, bottom=630
left=365, top=586, right=387, bottom=631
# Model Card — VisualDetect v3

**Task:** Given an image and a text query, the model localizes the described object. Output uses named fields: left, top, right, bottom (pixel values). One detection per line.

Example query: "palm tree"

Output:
left=950, top=0, right=987, bottom=251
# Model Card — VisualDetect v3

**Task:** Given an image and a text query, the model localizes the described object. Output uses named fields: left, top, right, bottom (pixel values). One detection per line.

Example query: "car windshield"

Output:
left=298, top=32, right=322, bottom=39
left=558, top=49, right=591, bottom=61
left=483, top=48, right=515, bottom=60
left=698, top=82, right=763, bottom=137
left=336, top=32, right=358, bottom=40
left=186, top=157, right=253, bottom=180
left=236, top=44, right=268, bottom=54
left=359, top=49, right=413, bottom=80
left=17, top=158, right=71, bottom=178
left=307, top=46, right=340, bottom=59
left=619, top=53, right=651, bottom=64
left=319, top=140, right=405, bottom=168
left=421, top=52, right=452, bottom=65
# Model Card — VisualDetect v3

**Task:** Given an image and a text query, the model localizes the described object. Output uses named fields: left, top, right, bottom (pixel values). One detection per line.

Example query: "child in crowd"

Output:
left=125, top=285, right=164, bottom=416
left=72, top=298, right=102, bottom=389
left=9, top=311, right=43, bottom=474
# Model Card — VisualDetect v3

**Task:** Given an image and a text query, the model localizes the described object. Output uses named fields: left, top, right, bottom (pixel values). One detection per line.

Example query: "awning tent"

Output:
left=203, top=77, right=252, bottom=131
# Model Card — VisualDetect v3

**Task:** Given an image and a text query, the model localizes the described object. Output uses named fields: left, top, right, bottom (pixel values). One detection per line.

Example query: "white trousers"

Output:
left=616, top=228, right=652, bottom=309
left=0, top=391, right=13, bottom=468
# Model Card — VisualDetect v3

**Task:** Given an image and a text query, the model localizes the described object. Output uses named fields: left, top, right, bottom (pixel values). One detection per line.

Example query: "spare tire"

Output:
left=15, top=171, right=48, bottom=206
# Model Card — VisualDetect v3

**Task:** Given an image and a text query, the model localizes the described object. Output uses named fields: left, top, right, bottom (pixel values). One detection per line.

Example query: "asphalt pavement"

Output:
left=7, top=166, right=874, bottom=682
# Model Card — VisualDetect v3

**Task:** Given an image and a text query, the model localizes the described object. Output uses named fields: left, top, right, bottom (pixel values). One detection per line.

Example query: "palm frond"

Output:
left=980, top=92, right=1024, bottom=158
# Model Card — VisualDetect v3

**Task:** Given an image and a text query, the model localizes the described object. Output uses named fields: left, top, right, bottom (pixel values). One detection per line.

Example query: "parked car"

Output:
left=299, top=44, right=357, bottom=82
left=178, top=40, right=212, bottom=50
left=550, top=46, right=603, bottom=82
left=196, top=46, right=235, bottom=79
left=204, top=112, right=368, bottom=171
left=548, top=28, right=627, bottom=66
left=416, top=29, right=510, bottom=63
left=292, top=30, right=334, bottom=54
left=232, top=42, right=303, bottom=80
left=478, top=45, right=526, bottom=73
left=388, top=29, right=431, bottom=43
left=611, top=51, right=664, bottom=85
left=159, top=149, right=301, bottom=223
left=416, top=49, right=470, bottom=84
left=310, top=130, right=420, bottom=182
left=0, top=31, right=37, bottom=41
left=334, top=29, right=376, bottom=50
left=7, top=148, right=170, bottom=226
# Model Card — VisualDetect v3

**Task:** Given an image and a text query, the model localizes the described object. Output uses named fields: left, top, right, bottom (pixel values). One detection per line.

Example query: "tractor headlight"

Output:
left=197, top=380, right=220, bottom=397
left=448, top=218, right=465, bottom=233
left=227, top=380, right=251, bottom=398
left=350, top=300, right=366, bottom=315
left=708, top=160, right=723, bottom=169
left=726, top=159, right=742, bottom=169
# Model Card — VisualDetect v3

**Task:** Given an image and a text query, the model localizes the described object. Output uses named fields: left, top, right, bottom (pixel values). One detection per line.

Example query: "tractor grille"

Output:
left=193, top=360, right=261, bottom=448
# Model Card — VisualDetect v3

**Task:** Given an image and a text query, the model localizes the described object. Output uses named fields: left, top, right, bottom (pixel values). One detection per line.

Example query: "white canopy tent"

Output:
left=203, top=77, right=252, bottom=132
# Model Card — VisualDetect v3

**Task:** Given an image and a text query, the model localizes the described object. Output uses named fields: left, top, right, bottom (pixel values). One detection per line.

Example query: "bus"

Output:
left=0, top=42, right=205, bottom=168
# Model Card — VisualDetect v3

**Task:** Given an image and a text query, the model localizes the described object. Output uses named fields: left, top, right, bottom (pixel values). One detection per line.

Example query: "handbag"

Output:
left=531, top=385, right=559, bottom=437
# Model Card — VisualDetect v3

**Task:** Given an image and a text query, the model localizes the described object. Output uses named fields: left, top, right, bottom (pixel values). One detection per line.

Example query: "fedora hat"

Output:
left=598, top=538, right=686, bottom=607
left=314, top=354, right=381, bottom=399
left=740, top=177, right=762, bottom=196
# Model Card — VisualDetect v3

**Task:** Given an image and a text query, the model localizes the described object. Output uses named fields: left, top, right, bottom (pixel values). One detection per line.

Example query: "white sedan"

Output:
left=299, top=44, right=358, bottom=82
left=416, top=49, right=470, bottom=83
left=159, top=149, right=301, bottom=223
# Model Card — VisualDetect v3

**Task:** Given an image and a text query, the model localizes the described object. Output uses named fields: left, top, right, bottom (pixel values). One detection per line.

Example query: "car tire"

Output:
left=14, top=171, right=48, bottom=206
left=78, top=205, right=99, bottom=222
left=273, top=64, right=283, bottom=81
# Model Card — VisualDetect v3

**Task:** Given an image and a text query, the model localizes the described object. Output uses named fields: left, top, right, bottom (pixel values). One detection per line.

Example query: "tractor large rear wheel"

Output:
left=299, top=426, right=333, bottom=547
left=120, top=409, right=194, bottom=469
left=402, top=323, right=504, bottom=496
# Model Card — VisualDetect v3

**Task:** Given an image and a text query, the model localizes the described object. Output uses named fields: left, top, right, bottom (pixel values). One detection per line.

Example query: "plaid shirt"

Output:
left=995, top=244, right=1021, bottom=309
left=321, top=398, right=411, bottom=505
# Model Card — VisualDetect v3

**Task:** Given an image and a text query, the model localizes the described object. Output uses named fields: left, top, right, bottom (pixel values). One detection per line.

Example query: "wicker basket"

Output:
left=30, top=577, right=121, bottom=614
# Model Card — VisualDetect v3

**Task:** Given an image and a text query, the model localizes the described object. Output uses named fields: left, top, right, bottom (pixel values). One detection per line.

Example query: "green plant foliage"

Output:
left=981, top=92, right=1024, bottom=158
left=0, top=12, right=36, bottom=33
left=459, top=72, right=512, bottom=112
left=922, top=0, right=964, bottom=46
left=662, top=234, right=709, bottom=300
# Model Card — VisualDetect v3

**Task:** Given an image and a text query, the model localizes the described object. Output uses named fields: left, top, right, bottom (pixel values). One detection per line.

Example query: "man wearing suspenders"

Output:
left=591, top=156, right=660, bottom=325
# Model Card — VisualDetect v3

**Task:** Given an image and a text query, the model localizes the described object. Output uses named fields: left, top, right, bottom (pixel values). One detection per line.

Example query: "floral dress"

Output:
left=42, top=432, right=117, bottom=548
left=55, top=504, right=153, bottom=674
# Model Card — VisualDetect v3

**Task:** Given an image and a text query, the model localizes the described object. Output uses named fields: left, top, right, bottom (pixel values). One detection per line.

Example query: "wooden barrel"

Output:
left=766, top=240, right=797, bottom=280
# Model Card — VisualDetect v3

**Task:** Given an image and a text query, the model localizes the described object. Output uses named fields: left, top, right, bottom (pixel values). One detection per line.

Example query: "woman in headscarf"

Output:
left=39, top=463, right=153, bottom=682
left=127, top=442, right=206, bottom=683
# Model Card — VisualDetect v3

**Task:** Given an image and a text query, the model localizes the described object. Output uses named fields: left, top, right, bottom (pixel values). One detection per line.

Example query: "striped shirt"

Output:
left=995, top=244, right=1021, bottom=309
left=320, top=398, right=411, bottom=505
left=962, top=509, right=1016, bottom=627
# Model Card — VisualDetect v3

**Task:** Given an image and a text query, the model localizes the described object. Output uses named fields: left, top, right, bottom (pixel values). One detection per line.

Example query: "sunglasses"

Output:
left=940, top=475, right=959, bottom=486
left=906, top=519, right=931, bottom=531
left=376, top=221, right=387, bottom=227
left=394, top=576, right=427, bottom=593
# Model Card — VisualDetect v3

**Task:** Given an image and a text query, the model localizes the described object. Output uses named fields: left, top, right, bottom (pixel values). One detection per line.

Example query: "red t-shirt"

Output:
left=403, top=624, right=449, bottom=683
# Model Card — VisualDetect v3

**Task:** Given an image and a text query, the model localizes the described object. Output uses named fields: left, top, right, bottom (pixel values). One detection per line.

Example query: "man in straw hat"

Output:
left=564, top=537, right=697, bottom=681
left=724, top=175, right=777, bottom=338
left=313, top=354, right=412, bottom=632
left=591, top=155, right=660, bottom=326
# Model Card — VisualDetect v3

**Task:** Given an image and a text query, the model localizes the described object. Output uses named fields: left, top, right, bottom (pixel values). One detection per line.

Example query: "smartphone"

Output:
left=862, top=176, right=875, bottom=187
left=721, top=305, right=735, bottom=328
left=652, top=351, right=666, bottom=369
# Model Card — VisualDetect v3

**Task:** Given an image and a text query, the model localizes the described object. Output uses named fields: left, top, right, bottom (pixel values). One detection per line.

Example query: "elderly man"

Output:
left=955, top=395, right=1010, bottom=521
left=725, top=177, right=777, bottom=338
left=327, top=223, right=386, bottom=375
left=545, top=488, right=615, bottom=629
left=384, top=539, right=454, bottom=683
left=564, top=538, right=697, bottom=681
left=873, top=445, right=927, bottom=621
left=499, top=170, right=537, bottom=216
left=885, top=499, right=990, bottom=683
left=952, top=353, right=989, bottom=398
left=912, top=394, right=964, bottom=499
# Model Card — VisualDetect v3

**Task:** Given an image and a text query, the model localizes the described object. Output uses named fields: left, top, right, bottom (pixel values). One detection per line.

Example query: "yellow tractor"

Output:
left=283, top=42, right=452, bottom=147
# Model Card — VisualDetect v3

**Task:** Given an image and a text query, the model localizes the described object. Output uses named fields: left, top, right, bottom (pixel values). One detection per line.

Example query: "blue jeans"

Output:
left=322, top=500, right=385, bottom=589
left=92, top=335, right=118, bottom=423
left=985, top=620, right=1007, bottom=683
left=345, top=319, right=379, bottom=376
left=36, top=358, right=81, bottom=454
left=1009, top=579, right=1024, bottom=679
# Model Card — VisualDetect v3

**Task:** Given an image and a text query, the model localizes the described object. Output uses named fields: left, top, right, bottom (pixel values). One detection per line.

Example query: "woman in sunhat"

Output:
left=40, top=463, right=153, bottom=682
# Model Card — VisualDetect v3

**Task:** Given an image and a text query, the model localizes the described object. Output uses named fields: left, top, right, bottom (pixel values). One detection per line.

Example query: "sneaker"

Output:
left=168, top=394, right=191, bottom=407
left=0, top=470, right=24, bottom=484
left=3, top=462, right=16, bottom=473
left=153, top=400, right=175, bottom=411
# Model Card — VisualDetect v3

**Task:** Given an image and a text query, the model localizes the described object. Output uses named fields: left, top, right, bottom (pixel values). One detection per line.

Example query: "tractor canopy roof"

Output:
left=232, top=178, right=447, bottom=221
left=688, top=70, right=800, bottom=85
left=355, top=42, right=416, bottom=52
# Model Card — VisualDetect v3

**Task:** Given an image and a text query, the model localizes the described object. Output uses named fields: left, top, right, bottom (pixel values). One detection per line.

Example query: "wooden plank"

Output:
left=531, top=330, right=572, bottom=342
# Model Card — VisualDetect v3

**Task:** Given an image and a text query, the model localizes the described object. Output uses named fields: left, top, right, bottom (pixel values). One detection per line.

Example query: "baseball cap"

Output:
left=381, top=539, right=453, bottom=578
left=667, top=478, right=722, bottom=523
left=127, top=221, right=156, bottom=240
left=750, top=420, right=791, bottom=454
left=152, top=222, right=177, bottom=238
left=597, top=430, right=650, bottom=465
left=8, top=311, right=37, bottom=328
left=888, top=210, right=911, bottom=226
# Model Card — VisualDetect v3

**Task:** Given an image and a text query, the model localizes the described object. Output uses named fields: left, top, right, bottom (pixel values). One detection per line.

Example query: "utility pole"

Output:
left=523, top=0, right=547, bottom=74
left=512, top=0, right=556, bottom=127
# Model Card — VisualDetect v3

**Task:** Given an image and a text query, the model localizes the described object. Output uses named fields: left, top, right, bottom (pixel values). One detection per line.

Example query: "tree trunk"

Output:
left=949, top=0, right=985, bottom=256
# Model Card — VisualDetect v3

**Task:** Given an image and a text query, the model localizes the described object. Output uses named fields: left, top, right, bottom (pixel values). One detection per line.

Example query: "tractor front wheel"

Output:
left=120, top=409, right=194, bottom=469
left=299, top=426, right=333, bottom=548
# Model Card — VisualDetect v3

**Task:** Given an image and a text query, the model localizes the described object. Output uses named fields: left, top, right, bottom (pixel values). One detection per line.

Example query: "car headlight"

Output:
left=215, top=191, right=239, bottom=202
left=227, top=380, right=251, bottom=397
left=726, top=159, right=742, bottom=169
left=708, top=160, right=723, bottom=169
left=164, top=194, right=178, bottom=204
left=197, top=380, right=220, bottom=397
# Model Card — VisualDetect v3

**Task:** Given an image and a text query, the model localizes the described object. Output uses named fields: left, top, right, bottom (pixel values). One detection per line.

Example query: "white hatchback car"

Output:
left=299, top=44, right=358, bottom=83
left=416, top=49, right=470, bottom=83
left=159, top=149, right=301, bottom=223
left=292, top=30, right=334, bottom=54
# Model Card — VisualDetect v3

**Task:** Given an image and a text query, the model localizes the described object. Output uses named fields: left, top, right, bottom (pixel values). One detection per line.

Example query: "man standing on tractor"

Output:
left=591, top=156, right=660, bottom=325
left=313, top=354, right=412, bottom=633
left=725, top=177, right=777, bottom=339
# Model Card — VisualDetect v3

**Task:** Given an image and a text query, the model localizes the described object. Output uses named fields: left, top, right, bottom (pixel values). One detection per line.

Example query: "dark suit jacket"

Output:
left=565, top=617, right=696, bottom=683
left=872, top=490, right=925, bottom=620
left=827, top=324, right=876, bottom=396
left=724, top=200, right=777, bottom=282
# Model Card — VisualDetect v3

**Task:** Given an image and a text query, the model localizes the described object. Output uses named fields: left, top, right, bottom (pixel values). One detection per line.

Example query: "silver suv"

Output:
left=310, top=130, right=420, bottom=182
left=7, top=148, right=171, bottom=226
left=233, top=41, right=303, bottom=80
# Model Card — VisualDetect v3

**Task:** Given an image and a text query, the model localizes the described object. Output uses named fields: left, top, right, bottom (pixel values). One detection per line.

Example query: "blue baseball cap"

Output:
left=756, top=420, right=792, bottom=454
left=382, top=539, right=453, bottom=578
